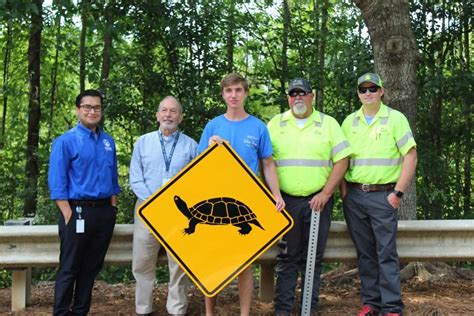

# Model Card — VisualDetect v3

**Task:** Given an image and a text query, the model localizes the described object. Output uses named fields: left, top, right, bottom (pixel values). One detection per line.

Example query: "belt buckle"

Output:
left=361, top=184, right=371, bottom=192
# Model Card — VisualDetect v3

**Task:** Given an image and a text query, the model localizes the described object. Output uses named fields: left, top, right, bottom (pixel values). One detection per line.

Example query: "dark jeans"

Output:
left=343, top=187, right=404, bottom=314
left=53, top=204, right=116, bottom=316
left=274, top=193, right=333, bottom=315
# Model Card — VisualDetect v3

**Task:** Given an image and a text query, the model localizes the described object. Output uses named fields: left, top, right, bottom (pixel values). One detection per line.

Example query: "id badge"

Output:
left=76, top=219, right=85, bottom=233
left=162, top=171, right=171, bottom=185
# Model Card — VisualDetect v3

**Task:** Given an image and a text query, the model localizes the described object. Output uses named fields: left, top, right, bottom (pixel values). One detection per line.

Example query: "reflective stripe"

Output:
left=379, top=107, right=392, bottom=125
left=314, top=112, right=325, bottom=127
left=396, top=131, right=413, bottom=149
left=276, top=159, right=333, bottom=168
left=279, top=114, right=287, bottom=127
left=331, top=140, right=350, bottom=159
left=350, top=157, right=402, bottom=167
left=352, top=116, right=360, bottom=127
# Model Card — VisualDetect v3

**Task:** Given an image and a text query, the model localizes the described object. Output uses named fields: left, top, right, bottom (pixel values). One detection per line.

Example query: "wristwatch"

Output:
left=393, top=190, right=404, bottom=198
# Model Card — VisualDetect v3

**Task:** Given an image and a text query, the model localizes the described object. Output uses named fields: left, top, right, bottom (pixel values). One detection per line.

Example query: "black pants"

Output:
left=274, top=193, right=333, bottom=315
left=53, top=204, right=116, bottom=316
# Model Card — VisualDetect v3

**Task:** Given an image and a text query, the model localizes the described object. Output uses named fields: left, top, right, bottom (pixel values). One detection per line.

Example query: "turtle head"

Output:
left=174, top=195, right=192, bottom=219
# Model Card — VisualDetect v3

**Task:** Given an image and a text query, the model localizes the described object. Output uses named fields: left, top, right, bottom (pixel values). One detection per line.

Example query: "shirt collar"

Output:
left=158, top=129, right=179, bottom=139
left=281, top=108, right=320, bottom=125
left=76, top=122, right=101, bottom=137
left=355, top=102, right=388, bottom=122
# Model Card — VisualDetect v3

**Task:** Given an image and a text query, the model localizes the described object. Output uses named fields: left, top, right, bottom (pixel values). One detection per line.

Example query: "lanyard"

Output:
left=159, top=131, right=180, bottom=172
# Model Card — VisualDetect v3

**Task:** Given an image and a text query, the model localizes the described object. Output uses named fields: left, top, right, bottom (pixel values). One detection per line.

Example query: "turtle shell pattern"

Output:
left=189, top=197, right=257, bottom=225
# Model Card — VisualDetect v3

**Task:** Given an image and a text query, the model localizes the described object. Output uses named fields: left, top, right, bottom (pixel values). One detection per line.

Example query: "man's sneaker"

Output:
left=358, top=304, right=380, bottom=316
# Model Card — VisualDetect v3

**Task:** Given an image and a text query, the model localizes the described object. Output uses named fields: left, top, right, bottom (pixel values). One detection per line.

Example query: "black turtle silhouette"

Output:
left=174, top=195, right=264, bottom=235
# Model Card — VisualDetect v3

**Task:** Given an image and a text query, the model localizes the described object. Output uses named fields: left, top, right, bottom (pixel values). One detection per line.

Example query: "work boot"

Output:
left=358, top=304, right=380, bottom=316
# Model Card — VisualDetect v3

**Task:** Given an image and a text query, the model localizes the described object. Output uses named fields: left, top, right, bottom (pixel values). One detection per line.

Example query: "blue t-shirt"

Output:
left=48, top=123, right=121, bottom=200
left=198, top=114, right=273, bottom=174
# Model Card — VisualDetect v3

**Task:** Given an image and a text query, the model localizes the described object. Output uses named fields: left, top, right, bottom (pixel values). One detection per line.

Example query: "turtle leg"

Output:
left=184, top=218, right=201, bottom=234
left=235, top=223, right=252, bottom=235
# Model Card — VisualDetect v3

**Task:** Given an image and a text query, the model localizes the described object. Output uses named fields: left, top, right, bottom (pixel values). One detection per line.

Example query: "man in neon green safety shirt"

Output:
left=268, top=78, right=352, bottom=316
left=341, top=73, right=417, bottom=316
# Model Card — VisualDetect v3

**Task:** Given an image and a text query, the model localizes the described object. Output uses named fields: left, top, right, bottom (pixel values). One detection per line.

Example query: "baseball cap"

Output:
left=288, top=78, right=312, bottom=93
left=357, top=73, right=383, bottom=87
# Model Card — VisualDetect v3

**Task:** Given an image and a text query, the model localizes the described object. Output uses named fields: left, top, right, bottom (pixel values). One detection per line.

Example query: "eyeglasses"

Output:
left=358, top=86, right=379, bottom=94
left=79, top=104, right=102, bottom=112
left=289, top=90, right=311, bottom=97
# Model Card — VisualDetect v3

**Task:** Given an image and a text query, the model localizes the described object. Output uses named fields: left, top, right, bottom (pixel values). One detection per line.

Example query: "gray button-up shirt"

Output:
left=129, top=130, right=198, bottom=201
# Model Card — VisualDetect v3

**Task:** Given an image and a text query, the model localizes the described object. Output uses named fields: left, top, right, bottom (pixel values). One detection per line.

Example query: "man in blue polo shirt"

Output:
left=48, top=89, right=121, bottom=316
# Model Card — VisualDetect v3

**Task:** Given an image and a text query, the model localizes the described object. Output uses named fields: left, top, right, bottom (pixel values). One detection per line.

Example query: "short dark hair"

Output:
left=75, top=89, right=103, bottom=107
left=220, top=73, right=249, bottom=93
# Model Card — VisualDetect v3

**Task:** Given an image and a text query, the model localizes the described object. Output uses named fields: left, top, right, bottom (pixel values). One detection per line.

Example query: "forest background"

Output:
left=0, top=0, right=471, bottom=285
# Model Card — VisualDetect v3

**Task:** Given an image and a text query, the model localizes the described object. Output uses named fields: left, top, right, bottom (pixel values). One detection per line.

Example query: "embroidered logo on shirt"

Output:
left=243, top=135, right=258, bottom=149
left=103, top=139, right=112, bottom=151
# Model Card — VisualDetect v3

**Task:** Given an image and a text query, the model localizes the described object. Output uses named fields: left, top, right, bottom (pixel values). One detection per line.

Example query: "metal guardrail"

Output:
left=1, top=220, right=474, bottom=311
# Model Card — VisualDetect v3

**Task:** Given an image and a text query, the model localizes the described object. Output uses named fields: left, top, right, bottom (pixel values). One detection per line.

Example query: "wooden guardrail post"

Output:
left=11, top=268, right=31, bottom=311
left=5, top=218, right=34, bottom=311
left=259, top=263, right=275, bottom=302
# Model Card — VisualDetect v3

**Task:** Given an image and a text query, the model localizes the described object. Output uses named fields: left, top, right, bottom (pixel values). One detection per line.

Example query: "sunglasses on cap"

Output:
left=289, top=90, right=311, bottom=97
left=358, top=86, right=379, bottom=94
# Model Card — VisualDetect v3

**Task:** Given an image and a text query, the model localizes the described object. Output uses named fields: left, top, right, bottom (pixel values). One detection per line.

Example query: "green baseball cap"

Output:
left=357, top=73, right=383, bottom=87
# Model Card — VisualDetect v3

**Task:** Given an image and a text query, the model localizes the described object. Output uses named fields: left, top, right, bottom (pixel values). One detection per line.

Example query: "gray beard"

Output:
left=293, top=101, right=307, bottom=116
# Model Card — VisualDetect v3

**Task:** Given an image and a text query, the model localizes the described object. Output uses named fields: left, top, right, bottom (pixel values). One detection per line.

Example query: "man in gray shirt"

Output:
left=129, top=96, right=198, bottom=316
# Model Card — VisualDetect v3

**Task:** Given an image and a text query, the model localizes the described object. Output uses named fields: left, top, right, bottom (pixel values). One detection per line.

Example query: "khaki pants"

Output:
left=132, top=201, right=189, bottom=314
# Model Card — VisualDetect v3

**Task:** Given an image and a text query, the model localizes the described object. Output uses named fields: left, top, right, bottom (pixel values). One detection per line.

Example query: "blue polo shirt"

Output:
left=48, top=123, right=121, bottom=200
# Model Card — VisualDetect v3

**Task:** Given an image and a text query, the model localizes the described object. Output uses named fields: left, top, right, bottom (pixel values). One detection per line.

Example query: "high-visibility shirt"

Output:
left=268, top=109, right=352, bottom=196
left=341, top=102, right=416, bottom=184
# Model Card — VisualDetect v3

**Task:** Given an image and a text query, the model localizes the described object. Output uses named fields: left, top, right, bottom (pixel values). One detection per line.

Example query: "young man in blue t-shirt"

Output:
left=198, top=73, right=285, bottom=316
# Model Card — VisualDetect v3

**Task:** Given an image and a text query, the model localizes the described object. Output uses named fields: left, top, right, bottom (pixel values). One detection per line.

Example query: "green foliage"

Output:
left=0, top=0, right=471, bottom=283
left=0, top=269, right=11, bottom=288
left=97, top=265, right=135, bottom=284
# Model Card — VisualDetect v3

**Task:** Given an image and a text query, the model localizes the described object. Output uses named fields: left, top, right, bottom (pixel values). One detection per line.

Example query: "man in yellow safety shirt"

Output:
left=341, top=73, right=417, bottom=316
left=268, top=78, right=352, bottom=315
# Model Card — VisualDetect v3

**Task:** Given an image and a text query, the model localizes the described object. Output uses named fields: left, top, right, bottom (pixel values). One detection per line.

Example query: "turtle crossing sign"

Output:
left=138, top=142, right=294, bottom=297
left=174, top=196, right=265, bottom=235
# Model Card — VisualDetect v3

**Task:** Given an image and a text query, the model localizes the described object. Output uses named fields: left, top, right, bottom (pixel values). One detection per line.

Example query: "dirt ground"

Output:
left=1, top=266, right=473, bottom=316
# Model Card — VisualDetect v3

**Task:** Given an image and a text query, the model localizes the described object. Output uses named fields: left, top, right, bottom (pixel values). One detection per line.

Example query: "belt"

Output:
left=69, top=199, right=110, bottom=208
left=348, top=182, right=395, bottom=192
left=282, top=190, right=321, bottom=199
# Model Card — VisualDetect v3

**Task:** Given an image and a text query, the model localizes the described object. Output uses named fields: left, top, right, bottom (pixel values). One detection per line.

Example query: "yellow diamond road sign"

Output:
left=138, top=142, right=294, bottom=297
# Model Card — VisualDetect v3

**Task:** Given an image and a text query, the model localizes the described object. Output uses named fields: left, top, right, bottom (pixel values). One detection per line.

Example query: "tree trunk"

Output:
left=280, top=0, right=290, bottom=113
left=461, top=0, right=471, bottom=218
left=48, top=0, right=61, bottom=141
left=24, top=0, right=43, bottom=217
left=1, top=22, right=12, bottom=149
left=225, top=0, right=235, bottom=73
left=316, top=0, right=328, bottom=112
left=353, top=0, right=419, bottom=220
left=99, top=0, right=114, bottom=94
left=79, top=0, right=88, bottom=93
